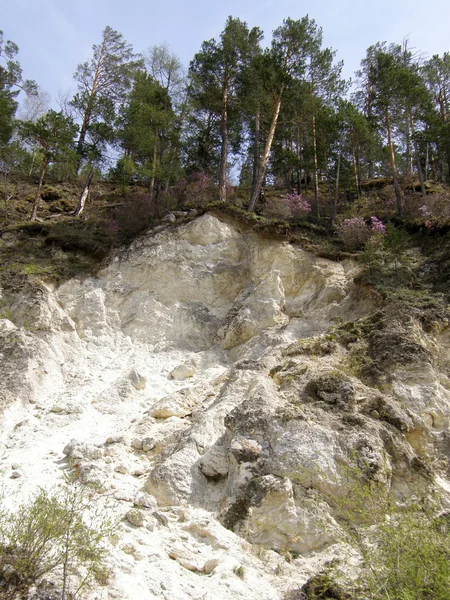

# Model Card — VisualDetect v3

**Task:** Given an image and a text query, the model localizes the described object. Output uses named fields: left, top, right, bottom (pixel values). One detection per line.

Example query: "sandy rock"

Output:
left=218, top=271, right=288, bottom=349
left=62, top=440, right=104, bottom=460
left=148, top=388, right=200, bottom=418
left=230, top=437, right=264, bottom=463
left=128, top=369, right=147, bottom=390
left=126, top=509, right=146, bottom=527
left=169, top=364, right=196, bottom=380
left=134, top=491, right=158, bottom=510
left=199, top=446, right=229, bottom=479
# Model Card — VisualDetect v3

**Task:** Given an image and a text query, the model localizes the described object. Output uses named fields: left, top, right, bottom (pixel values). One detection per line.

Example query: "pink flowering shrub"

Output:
left=336, top=216, right=386, bottom=250
left=281, top=193, right=312, bottom=219
left=170, top=171, right=217, bottom=206
left=370, top=216, right=387, bottom=234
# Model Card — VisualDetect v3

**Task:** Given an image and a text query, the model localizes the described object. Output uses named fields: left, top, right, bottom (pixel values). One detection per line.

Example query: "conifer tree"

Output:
left=71, top=26, right=142, bottom=168
left=189, top=17, right=262, bottom=201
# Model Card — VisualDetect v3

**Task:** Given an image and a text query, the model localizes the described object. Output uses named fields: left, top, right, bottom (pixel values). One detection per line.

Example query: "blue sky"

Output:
left=3, top=0, right=450, bottom=105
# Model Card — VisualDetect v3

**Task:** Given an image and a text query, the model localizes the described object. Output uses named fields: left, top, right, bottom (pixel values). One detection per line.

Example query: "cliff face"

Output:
left=1, top=212, right=449, bottom=599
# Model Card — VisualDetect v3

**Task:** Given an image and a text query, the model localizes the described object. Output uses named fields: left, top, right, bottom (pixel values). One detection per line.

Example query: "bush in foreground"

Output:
left=0, top=483, right=113, bottom=600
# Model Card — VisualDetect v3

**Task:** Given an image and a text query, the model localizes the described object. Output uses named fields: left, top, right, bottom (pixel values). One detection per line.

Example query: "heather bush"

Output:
left=280, top=193, right=312, bottom=219
left=336, top=216, right=386, bottom=250
left=170, top=171, right=218, bottom=206
left=110, top=193, right=153, bottom=241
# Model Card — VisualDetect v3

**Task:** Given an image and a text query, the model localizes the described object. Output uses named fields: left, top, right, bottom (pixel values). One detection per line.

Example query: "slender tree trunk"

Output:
left=149, top=127, right=159, bottom=202
left=252, top=106, right=261, bottom=190
left=218, top=88, right=229, bottom=202
left=352, top=148, right=360, bottom=200
left=425, top=143, right=429, bottom=181
left=296, top=123, right=302, bottom=194
left=311, top=112, right=320, bottom=218
left=405, top=119, right=412, bottom=180
left=74, top=168, right=94, bottom=216
left=355, top=146, right=362, bottom=197
left=408, top=110, right=426, bottom=198
left=332, top=145, right=341, bottom=224
left=386, top=108, right=403, bottom=216
left=30, top=161, right=48, bottom=220
left=28, top=150, right=36, bottom=177
left=249, top=90, right=283, bottom=212
left=76, top=39, right=106, bottom=169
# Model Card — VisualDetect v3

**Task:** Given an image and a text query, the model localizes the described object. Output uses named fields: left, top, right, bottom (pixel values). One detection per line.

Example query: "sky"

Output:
left=3, top=0, right=450, bottom=107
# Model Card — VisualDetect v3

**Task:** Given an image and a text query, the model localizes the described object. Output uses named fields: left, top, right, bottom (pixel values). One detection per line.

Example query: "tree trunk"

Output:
left=218, top=88, right=229, bottom=202
left=74, top=168, right=94, bottom=217
left=296, top=123, right=302, bottom=194
left=149, top=127, right=159, bottom=202
left=249, top=90, right=283, bottom=212
left=332, top=145, right=341, bottom=224
left=30, top=161, right=48, bottom=221
left=252, top=106, right=261, bottom=190
left=311, top=112, right=320, bottom=218
left=386, top=108, right=403, bottom=216
left=352, top=149, right=360, bottom=199
left=76, top=38, right=107, bottom=168
left=408, top=110, right=426, bottom=198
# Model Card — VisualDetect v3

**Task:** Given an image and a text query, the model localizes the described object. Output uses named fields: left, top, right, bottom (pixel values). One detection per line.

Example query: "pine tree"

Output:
left=189, top=17, right=262, bottom=201
left=71, top=26, right=142, bottom=168
left=19, top=110, right=78, bottom=220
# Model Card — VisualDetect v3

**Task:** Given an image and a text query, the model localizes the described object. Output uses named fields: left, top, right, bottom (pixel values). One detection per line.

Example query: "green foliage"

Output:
left=19, top=110, right=78, bottom=168
left=0, top=483, right=113, bottom=599
left=71, top=26, right=143, bottom=165
left=116, top=71, right=180, bottom=189
left=327, top=466, right=450, bottom=599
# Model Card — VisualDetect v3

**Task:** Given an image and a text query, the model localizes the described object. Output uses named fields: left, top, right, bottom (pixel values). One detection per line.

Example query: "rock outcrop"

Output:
left=0, top=212, right=449, bottom=599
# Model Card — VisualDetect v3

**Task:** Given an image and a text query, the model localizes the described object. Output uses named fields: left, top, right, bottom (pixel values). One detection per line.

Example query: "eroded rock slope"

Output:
left=1, top=212, right=449, bottom=599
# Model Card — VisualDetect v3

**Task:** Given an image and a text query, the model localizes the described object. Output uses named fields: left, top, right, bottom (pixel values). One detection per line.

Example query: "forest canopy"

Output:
left=1, top=17, right=450, bottom=223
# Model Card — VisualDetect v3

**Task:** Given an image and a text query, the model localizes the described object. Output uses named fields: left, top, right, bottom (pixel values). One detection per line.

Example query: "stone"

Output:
left=230, top=437, right=263, bottom=463
left=131, top=438, right=143, bottom=450
left=126, top=509, right=145, bottom=527
left=142, top=437, right=155, bottom=452
left=199, top=446, right=229, bottom=479
left=134, top=492, right=157, bottom=510
left=203, top=559, right=219, bottom=574
left=129, top=369, right=147, bottom=390
left=169, top=364, right=196, bottom=380
left=105, top=435, right=125, bottom=445
left=114, top=464, right=129, bottom=474
left=62, top=440, right=104, bottom=460
left=153, top=511, right=169, bottom=526
left=162, top=212, right=176, bottom=223
left=148, top=388, right=200, bottom=419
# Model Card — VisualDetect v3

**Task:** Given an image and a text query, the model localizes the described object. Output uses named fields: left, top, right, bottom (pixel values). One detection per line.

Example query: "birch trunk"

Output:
left=332, top=146, right=341, bottom=223
left=74, top=168, right=94, bottom=217
left=249, top=90, right=283, bottom=212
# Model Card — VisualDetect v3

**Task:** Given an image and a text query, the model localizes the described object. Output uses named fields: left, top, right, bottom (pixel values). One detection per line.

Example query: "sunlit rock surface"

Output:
left=1, top=212, right=449, bottom=599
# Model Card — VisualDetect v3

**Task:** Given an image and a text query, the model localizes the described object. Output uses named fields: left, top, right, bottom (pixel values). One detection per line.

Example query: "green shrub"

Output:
left=328, top=465, right=450, bottom=599
left=0, top=483, right=113, bottom=600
